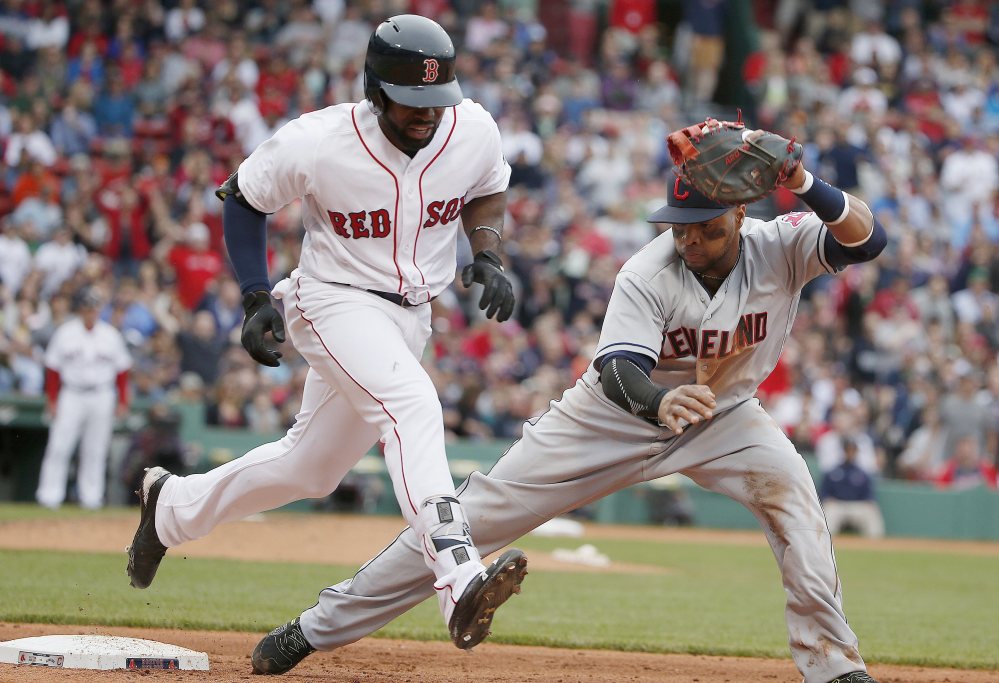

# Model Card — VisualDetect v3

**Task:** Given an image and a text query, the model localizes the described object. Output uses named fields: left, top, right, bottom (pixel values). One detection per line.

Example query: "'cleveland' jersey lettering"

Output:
left=661, top=312, right=768, bottom=360
left=588, top=212, right=836, bottom=414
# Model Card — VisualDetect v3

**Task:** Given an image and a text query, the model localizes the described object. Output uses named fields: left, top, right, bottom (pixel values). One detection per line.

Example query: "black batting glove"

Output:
left=460, top=250, right=515, bottom=322
left=241, top=291, right=286, bottom=367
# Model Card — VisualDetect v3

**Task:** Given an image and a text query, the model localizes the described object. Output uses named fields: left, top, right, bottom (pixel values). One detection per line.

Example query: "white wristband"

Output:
left=789, top=170, right=814, bottom=195
left=826, top=193, right=852, bottom=225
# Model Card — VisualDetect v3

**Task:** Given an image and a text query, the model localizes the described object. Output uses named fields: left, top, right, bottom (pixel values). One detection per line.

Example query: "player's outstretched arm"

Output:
left=460, top=191, right=515, bottom=322
left=780, top=161, right=878, bottom=248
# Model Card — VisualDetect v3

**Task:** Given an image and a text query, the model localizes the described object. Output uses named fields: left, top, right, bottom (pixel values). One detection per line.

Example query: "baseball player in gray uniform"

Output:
left=125, top=15, right=527, bottom=667
left=247, top=145, right=887, bottom=682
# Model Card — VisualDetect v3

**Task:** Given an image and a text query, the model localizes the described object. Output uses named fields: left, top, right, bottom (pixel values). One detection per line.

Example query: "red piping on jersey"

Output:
left=351, top=105, right=404, bottom=293
left=415, top=106, right=458, bottom=301
left=293, top=276, right=418, bottom=516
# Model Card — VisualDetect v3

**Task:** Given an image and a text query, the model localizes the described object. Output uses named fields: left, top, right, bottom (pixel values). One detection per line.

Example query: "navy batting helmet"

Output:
left=364, top=15, right=462, bottom=115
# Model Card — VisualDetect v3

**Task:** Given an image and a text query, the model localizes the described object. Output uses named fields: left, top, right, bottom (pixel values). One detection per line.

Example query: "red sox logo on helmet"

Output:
left=423, top=59, right=439, bottom=83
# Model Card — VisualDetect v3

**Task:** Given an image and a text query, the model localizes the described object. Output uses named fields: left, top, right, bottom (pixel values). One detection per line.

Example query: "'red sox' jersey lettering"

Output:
left=424, top=195, right=465, bottom=228
left=327, top=209, right=392, bottom=239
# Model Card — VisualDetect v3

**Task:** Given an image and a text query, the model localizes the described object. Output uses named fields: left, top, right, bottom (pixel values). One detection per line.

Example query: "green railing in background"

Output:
left=2, top=394, right=998, bottom=541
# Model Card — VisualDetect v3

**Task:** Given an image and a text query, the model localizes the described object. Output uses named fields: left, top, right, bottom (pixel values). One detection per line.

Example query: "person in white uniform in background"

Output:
left=244, top=143, right=888, bottom=683
left=36, top=287, right=131, bottom=509
left=125, top=15, right=528, bottom=672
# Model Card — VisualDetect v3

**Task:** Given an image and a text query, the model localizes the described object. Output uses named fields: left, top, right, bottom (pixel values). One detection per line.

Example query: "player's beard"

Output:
left=380, top=115, right=441, bottom=154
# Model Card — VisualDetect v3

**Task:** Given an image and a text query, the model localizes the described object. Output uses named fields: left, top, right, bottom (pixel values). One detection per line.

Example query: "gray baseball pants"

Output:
left=299, top=377, right=867, bottom=683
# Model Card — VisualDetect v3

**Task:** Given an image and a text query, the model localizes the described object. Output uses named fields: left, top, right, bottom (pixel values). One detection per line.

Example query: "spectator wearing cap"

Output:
left=164, top=221, right=223, bottom=310
left=35, top=287, right=132, bottom=509
left=820, top=437, right=885, bottom=538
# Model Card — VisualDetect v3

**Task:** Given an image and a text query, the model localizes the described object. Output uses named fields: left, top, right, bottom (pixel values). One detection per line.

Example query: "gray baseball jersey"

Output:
left=286, top=210, right=871, bottom=683
left=585, top=210, right=832, bottom=407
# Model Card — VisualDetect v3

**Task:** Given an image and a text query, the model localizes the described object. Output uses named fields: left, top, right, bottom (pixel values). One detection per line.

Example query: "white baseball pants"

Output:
left=298, top=378, right=868, bottom=683
left=36, top=386, right=116, bottom=509
left=154, top=275, right=485, bottom=612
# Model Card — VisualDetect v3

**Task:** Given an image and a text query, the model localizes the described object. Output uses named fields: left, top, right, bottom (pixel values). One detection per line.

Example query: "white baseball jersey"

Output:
left=236, top=99, right=511, bottom=304
left=36, top=316, right=131, bottom=509
left=45, top=317, right=132, bottom=388
left=586, top=211, right=834, bottom=411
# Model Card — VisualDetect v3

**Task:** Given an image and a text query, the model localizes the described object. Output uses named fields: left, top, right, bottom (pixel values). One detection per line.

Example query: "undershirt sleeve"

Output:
left=598, top=352, right=668, bottom=421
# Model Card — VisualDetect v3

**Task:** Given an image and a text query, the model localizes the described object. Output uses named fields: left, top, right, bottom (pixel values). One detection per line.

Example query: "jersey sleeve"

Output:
left=43, top=326, right=67, bottom=370
left=112, top=328, right=133, bottom=372
left=236, top=115, right=318, bottom=214
left=593, top=271, right=665, bottom=366
left=767, top=211, right=838, bottom=292
left=463, top=103, right=511, bottom=201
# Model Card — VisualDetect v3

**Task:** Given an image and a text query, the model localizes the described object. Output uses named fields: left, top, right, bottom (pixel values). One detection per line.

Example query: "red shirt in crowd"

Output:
left=168, top=244, right=224, bottom=310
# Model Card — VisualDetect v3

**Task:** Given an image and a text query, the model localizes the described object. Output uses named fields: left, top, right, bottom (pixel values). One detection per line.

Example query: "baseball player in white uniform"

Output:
left=245, top=147, right=888, bottom=683
left=125, top=15, right=528, bottom=666
left=36, top=287, right=132, bottom=509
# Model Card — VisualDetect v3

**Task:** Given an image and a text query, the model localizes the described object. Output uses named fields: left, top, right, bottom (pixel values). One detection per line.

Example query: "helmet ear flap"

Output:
left=370, top=88, right=386, bottom=116
left=363, top=70, right=385, bottom=116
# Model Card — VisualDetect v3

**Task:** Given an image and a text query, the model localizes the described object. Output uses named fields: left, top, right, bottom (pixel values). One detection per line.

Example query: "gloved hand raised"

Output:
left=241, top=291, right=286, bottom=367
left=460, top=250, right=515, bottom=322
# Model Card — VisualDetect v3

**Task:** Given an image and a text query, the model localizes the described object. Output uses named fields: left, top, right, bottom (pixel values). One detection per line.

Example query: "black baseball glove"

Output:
left=461, top=250, right=515, bottom=322
left=667, top=116, right=803, bottom=205
left=241, top=291, right=286, bottom=367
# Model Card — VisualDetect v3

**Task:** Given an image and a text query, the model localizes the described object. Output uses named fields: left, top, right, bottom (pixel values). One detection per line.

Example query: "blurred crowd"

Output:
left=0, top=0, right=997, bottom=490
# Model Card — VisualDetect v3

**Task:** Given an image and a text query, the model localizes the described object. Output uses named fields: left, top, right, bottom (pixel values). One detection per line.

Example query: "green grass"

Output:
left=1, top=512, right=997, bottom=671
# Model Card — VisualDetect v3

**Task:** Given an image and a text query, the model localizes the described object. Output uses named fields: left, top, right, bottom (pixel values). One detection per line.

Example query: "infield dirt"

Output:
left=0, top=513, right=995, bottom=683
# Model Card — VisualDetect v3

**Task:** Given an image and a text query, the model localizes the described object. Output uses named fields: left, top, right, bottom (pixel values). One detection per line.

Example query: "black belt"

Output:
left=330, top=283, right=433, bottom=308
left=64, top=384, right=110, bottom=392
left=366, top=289, right=423, bottom=307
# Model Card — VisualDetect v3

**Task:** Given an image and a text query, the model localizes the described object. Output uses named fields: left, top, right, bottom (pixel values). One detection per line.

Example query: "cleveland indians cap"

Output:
left=647, top=169, right=731, bottom=225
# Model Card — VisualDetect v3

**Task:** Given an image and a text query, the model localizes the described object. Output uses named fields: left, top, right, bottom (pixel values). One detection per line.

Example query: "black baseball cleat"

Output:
left=251, top=617, right=316, bottom=675
left=828, top=672, right=879, bottom=683
left=448, top=548, right=529, bottom=650
left=126, top=466, right=171, bottom=589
